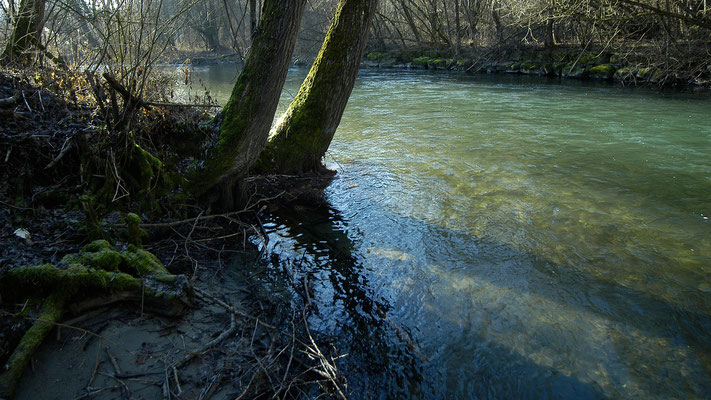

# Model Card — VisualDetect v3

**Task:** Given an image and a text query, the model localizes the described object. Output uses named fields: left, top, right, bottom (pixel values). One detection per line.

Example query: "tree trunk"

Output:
left=1, top=0, right=46, bottom=64
left=454, top=0, right=461, bottom=55
left=400, top=0, right=423, bottom=45
left=544, top=18, right=555, bottom=48
left=256, top=0, right=378, bottom=174
left=190, top=0, right=307, bottom=200
left=491, top=0, right=502, bottom=42
left=249, top=0, right=257, bottom=37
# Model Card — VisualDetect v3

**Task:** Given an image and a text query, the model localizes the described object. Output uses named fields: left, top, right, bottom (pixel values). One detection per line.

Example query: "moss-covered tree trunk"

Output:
left=256, top=0, right=378, bottom=174
left=191, top=0, right=307, bottom=200
left=1, top=0, right=46, bottom=64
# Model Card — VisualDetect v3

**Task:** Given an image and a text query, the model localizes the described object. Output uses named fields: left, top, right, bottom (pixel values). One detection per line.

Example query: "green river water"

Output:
left=183, top=65, right=711, bottom=399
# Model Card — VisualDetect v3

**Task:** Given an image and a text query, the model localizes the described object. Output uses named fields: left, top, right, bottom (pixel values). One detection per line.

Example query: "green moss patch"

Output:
left=0, top=241, right=192, bottom=397
left=589, top=64, right=615, bottom=79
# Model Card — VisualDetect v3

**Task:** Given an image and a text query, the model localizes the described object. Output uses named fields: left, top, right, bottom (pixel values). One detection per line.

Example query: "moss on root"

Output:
left=126, top=213, right=147, bottom=247
left=0, top=241, right=191, bottom=397
left=131, top=143, right=163, bottom=193
left=0, top=292, right=69, bottom=398
left=58, top=240, right=171, bottom=279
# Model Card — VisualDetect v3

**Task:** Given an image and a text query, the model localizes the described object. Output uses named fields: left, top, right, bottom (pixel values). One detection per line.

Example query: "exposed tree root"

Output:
left=0, top=240, right=192, bottom=398
left=0, top=292, right=67, bottom=398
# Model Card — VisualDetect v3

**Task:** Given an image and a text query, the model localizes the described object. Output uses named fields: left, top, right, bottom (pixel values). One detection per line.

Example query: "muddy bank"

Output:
left=12, top=253, right=297, bottom=400
left=0, top=67, right=347, bottom=399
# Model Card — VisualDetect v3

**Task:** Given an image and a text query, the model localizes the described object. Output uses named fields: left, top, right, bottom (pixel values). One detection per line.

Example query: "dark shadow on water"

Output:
left=265, top=205, right=426, bottom=399
left=261, top=201, right=641, bottom=399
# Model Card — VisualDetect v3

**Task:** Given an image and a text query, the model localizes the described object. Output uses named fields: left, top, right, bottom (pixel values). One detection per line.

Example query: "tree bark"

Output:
left=400, top=0, right=423, bottom=45
left=454, top=0, right=461, bottom=55
left=249, top=0, right=257, bottom=37
left=255, top=0, right=378, bottom=174
left=1, top=0, right=46, bottom=64
left=544, top=19, right=555, bottom=48
left=190, top=0, right=307, bottom=200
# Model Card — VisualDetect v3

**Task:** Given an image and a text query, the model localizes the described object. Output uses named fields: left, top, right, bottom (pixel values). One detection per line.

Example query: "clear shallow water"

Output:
left=185, top=65, right=711, bottom=398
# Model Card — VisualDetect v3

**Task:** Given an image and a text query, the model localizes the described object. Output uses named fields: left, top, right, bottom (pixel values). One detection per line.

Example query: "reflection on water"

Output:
left=187, top=65, right=711, bottom=398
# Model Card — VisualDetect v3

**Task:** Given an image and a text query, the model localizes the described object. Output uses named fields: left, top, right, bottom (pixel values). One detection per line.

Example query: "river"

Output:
left=179, top=64, right=711, bottom=399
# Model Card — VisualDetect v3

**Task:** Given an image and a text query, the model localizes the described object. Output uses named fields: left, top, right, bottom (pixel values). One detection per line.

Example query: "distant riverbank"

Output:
left=164, top=47, right=710, bottom=90
left=359, top=48, right=711, bottom=89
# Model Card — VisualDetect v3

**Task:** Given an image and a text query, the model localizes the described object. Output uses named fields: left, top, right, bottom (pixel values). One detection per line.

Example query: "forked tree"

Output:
left=257, top=0, right=379, bottom=174
left=191, top=0, right=308, bottom=205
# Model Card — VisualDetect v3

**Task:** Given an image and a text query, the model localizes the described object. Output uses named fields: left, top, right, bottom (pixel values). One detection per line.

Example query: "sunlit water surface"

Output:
left=180, top=64, right=711, bottom=399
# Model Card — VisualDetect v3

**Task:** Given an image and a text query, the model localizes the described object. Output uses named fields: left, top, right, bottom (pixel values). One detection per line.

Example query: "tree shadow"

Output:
left=262, top=200, right=663, bottom=399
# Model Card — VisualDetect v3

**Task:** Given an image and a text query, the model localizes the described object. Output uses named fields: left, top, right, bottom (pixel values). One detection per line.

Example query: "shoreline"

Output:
left=164, top=49, right=711, bottom=91
left=358, top=50, right=711, bottom=90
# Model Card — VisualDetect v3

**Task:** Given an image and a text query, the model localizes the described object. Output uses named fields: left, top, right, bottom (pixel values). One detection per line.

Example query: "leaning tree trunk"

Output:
left=256, top=0, right=378, bottom=174
left=249, top=0, right=258, bottom=37
left=1, top=0, right=46, bottom=64
left=190, top=0, right=307, bottom=202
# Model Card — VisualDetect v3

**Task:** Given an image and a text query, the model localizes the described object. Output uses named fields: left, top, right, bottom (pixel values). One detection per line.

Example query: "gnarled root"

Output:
left=0, top=241, right=192, bottom=398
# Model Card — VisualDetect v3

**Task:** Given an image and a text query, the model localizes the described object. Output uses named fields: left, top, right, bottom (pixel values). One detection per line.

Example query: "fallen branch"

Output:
left=102, top=72, right=151, bottom=111
left=126, top=191, right=284, bottom=229
left=45, top=137, right=73, bottom=169
left=175, top=310, right=236, bottom=369
left=193, top=286, right=275, bottom=329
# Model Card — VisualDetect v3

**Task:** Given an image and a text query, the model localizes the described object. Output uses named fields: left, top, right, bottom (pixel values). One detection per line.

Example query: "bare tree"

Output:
left=1, top=0, right=45, bottom=63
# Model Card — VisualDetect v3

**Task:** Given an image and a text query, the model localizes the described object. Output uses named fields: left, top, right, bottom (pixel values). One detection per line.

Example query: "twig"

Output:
left=20, top=90, right=32, bottom=113
left=105, top=346, right=131, bottom=399
left=162, top=367, right=171, bottom=400
left=87, top=344, right=102, bottom=388
left=172, top=366, right=182, bottom=395
left=176, top=311, right=236, bottom=369
left=273, top=309, right=297, bottom=398
left=144, top=101, right=221, bottom=108
left=235, top=369, right=258, bottom=400
left=248, top=319, right=274, bottom=388
left=74, top=385, right=120, bottom=400
left=198, top=372, right=222, bottom=400
left=188, top=211, right=204, bottom=281
left=194, top=231, right=243, bottom=243
left=97, top=372, right=131, bottom=399
left=120, top=191, right=285, bottom=229
left=193, top=287, right=275, bottom=329
left=301, top=276, right=347, bottom=400
left=326, top=151, right=345, bottom=173
left=106, top=346, right=121, bottom=375
left=37, top=89, right=45, bottom=112
left=45, top=137, right=73, bottom=169
left=109, top=151, right=129, bottom=202
left=0, top=309, right=120, bottom=349
left=114, top=371, right=162, bottom=379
